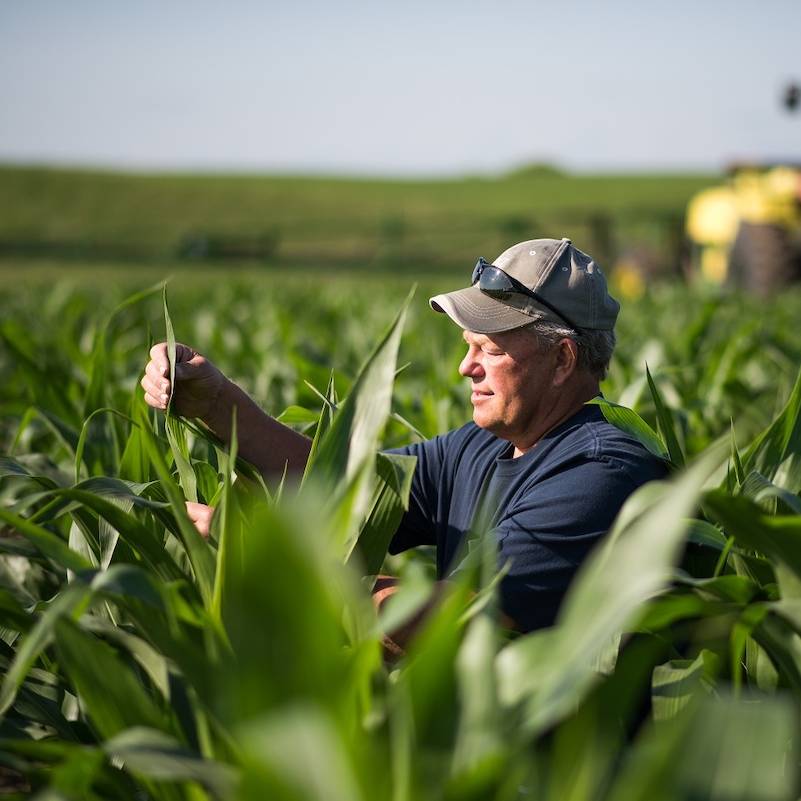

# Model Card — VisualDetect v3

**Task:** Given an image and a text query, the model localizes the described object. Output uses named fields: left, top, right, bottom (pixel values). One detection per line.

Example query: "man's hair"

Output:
left=518, top=318, right=616, bottom=380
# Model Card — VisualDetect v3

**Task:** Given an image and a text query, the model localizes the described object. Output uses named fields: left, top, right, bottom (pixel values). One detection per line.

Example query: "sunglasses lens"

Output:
left=471, top=258, right=486, bottom=285
left=478, top=265, right=515, bottom=297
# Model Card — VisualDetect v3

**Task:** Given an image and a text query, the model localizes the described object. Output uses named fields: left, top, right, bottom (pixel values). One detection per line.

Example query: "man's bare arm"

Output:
left=201, top=376, right=311, bottom=478
left=141, top=342, right=311, bottom=480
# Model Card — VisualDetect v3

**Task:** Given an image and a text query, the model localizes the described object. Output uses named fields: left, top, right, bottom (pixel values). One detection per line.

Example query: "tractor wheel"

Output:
left=728, top=222, right=801, bottom=295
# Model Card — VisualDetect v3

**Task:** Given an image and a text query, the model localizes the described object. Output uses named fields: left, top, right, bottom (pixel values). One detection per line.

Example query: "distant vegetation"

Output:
left=504, top=161, right=568, bottom=179
left=0, top=165, right=719, bottom=273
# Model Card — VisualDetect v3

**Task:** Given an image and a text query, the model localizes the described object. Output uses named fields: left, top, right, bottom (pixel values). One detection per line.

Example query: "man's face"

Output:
left=458, top=328, right=559, bottom=444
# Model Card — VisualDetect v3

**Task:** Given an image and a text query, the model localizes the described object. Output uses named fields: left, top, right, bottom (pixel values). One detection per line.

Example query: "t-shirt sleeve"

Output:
left=494, top=455, right=657, bottom=632
left=385, top=434, right=449, bottom=553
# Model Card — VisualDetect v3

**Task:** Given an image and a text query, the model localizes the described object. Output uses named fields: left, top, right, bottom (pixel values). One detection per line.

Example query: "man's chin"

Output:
left=472, top=410, right=501, bottom=434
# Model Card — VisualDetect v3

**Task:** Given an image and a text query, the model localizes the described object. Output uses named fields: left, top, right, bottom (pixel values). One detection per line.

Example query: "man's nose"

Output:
left=459, top=349, right=483, bottom=378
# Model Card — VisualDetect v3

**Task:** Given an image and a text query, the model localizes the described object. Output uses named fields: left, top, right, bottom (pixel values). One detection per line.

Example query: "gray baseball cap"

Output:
left=430, top=237, right=620, bottom=333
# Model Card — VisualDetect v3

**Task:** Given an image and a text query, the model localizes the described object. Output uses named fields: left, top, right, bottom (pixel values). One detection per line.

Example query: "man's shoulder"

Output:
left=547, top=403, right=669, bottom=480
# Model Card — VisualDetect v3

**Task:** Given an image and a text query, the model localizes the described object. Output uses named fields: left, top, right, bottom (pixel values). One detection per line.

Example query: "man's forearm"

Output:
left=202, top=379, right=312, bottom=479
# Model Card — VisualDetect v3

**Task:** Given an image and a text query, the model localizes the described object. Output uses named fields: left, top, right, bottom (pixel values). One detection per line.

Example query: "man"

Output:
left=141, top=238, right=667, bottom=633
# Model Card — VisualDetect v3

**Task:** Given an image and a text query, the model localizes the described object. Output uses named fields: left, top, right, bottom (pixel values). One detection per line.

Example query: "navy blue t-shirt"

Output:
left=388, top=404, right=668, bottom=632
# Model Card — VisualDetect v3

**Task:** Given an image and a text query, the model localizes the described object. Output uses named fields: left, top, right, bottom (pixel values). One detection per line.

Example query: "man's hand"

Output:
left=141, top=340, right=312, bottom=482
left=185, top=501, right=214, bottom=538
left=141, top=342, right=225, bottom=420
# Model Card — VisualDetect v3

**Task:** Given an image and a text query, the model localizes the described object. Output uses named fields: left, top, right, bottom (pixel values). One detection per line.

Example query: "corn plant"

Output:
left=1, top=275, right=801, bottom=800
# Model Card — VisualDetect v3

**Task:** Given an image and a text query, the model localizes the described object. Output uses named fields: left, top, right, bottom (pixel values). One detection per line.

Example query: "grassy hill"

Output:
left=0, top=165, right=719, bottom=271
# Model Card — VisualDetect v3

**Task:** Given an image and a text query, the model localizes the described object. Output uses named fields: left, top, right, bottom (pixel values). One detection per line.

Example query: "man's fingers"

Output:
left=143, top=390, right=167, bottom=410
left=141, top=369, right=170, bottom=405
left=148, top=342, right=196, bottom=376
left=145, top=360, right=171, bottom=387
left=148, top=343, right=170, bottom=376
left=185, top=501, right=214, bottom=539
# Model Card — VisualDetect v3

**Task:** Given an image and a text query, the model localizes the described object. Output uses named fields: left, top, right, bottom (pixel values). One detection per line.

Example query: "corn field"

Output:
left=2, top=271, right=801, bottom=800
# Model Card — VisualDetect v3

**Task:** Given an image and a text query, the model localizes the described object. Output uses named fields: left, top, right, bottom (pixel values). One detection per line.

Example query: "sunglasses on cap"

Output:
left=472, top=257, right=579, bottom=331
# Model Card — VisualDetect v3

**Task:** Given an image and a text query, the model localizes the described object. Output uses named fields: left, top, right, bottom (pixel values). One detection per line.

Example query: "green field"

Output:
left=2, top=267, right=801, bottom=799
left=0, top=165, right=718, bottom=272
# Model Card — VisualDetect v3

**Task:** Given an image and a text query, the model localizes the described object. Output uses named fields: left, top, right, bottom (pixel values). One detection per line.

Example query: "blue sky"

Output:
left=1, top=1, right=799, bottom=175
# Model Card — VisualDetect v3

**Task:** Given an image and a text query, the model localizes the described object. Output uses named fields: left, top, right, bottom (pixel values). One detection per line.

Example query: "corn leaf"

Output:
left=53, top=617, right=176, bottom=740
left=646, top=365, right=685, bottom=467
left=137, top=404, right=216, bottom=607
left=304, top=290, right=411, bottom=503
left=103, top=726, right=237, bottom=796
left=587, top=397, right=667, bottom=460
left=348, top=452, right=416, bottom=575
left=0, top=582, right=90, bottom=717
left=0, top=507, right=92, bottom=573
left=743, top=365, right=801, bottom=493
left=607, top=691, right=798, bottom=801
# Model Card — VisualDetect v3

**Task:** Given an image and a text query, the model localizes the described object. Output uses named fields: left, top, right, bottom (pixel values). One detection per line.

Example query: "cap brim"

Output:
left=429, top=286, right=540, bottom=333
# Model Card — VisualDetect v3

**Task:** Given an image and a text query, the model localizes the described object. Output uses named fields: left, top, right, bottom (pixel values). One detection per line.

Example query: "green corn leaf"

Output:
left=302, top=294, right=411, bottom=560
left=636, top=594, right=724, bottom=631
left=83, top=280, right=164, bottom=422
left=237, top=707, right=364, bottom=801
left=743, top=364, right=801, bottom=493
left=396, top=579, right=472, bottom=751
left=82, top=326, right=107, bottom=420
left=704, top=491, right=801, bottom=593
left=451, top=614, right=504, bottom=779
left=162, top=285, right=199, bottom=504
left=304, top=290, right=411, bottom=495
left=75, top=408, right=136, bottom=484
left=685, top=518, right=728, bottom=550
left=81, top=616, right=170, bottom=701
left=103, top=726, right=237, bottom=796
left=730, top=420, right=746, bottom=488
left=0, top=456, right=56, bottom=485
left=90, top=563, right=167, bottom=609
left=587, top=397, right=667, bottom=460
left=0, top=582, right=90, bottom=717
left=136, top=404, right=216, bottom=608
left=607, top=690, right=798, bottom=801
left=211, top=409, right=238, bottom=624
left=93, top=581, right=224, bottom=709
left=10, top=673, right=80, bottom=744
left=673, top=573, right=762, bottom=604
left=0, top=588, right=33, bottom=634
left=53, top=617, right=176, bottom=740
left=651, top=650, right=719, bottom=721
left=163, top=283, right=177, bottom=418
left=49, top=746, right=108, bottom=798
left=0, top=322, right=79, bottom=424
left=16, top=407, right=81, bottom=460
left=165, top=416, right=198, bottom=503
left=740, top=470, right=801, bottom=514
left=0, top=736, right=87, bottom=768
left=348, top=452, right=416, bottom=575
left=195, top=461, right=221, bottom=506
left=276, top=405, right=322, bottom=426
left=119, top=387, right=151, bottom=484
left=45, top=487, right=186, bottom=583
left=646, top=365, right=685, bottom=467
left=301, top=375, right=337, bottom=484
left=0, top=507, right=92, bottom=573
left=390, top=411, right=426, bottom=442
left=218, top=498, right=364, bottom=724
left=750, top=610, right=801, bottom=694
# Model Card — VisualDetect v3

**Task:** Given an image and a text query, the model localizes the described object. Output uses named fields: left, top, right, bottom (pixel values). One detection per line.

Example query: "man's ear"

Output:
left=552, top=338, right=579, bottom=386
